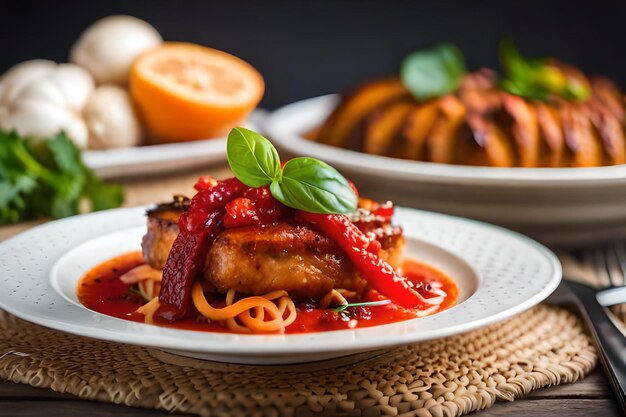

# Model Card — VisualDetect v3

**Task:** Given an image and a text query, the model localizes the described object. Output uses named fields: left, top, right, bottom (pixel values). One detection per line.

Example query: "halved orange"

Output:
left=130, top=42, right=264, bottom=143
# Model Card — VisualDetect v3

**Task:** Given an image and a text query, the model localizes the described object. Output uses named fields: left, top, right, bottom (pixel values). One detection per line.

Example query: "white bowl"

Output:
left=264, top=95, right=626, bottom=248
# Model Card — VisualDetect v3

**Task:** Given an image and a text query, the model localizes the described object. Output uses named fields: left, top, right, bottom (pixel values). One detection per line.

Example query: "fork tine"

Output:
left=576, top=245, right=626, bottom=323
left=613, top=241, right=626, bottom=322
left=605, top=245, right=625, bottom=287
left=579, top=250, right=597, bottom=286
left=584, top=248, right=611, bottom=287
left=614, top=241, right=626, bottom=284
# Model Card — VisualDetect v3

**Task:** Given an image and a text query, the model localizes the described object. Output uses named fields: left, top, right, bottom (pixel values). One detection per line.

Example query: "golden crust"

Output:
left=318, top=70, right=626, bottom=168
left=203, top=221, right=403, bottom=299
left=141, top=203, right=186, bottom=270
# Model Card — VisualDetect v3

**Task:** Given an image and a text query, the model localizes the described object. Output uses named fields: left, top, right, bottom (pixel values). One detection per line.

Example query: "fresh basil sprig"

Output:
left=400, top=43, right=466, bottom=101
left=269, top=157, right=357, bottom=214
left=226, top=127, right=282, bottom=187
left=500, top=39, right=590, bottom=101
left=226, top=127, right=357, bottom=214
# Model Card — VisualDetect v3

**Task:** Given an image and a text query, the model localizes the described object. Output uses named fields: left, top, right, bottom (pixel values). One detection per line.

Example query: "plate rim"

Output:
left=0, top=206, right=561, bottom=357
left=264, top=94, right=626, bottom=187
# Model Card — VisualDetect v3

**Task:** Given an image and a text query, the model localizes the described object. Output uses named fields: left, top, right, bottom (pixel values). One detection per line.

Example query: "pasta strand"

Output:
left=191, top=283, right=297, bottom=333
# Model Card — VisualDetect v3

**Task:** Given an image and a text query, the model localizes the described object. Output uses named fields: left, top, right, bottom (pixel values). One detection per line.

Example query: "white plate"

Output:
left=263, top=95, right=626, bottom=247
left=0, top=206, right=560, bottom=364
left=83, top=109, right=267, bottom=179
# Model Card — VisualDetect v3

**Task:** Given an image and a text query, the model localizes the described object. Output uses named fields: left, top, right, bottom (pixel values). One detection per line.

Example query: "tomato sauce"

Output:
left=77, top=253, right=458, bottom=334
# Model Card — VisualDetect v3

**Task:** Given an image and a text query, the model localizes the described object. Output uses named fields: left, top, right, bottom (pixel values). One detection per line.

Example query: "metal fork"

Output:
left=579, top=242, right=626, bottom=322
left=558, top=242, right=626, bottom=413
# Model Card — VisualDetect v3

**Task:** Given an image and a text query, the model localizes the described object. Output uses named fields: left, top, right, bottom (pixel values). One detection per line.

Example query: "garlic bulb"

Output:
left=83, top=85, right=143, bottom=149
left=7, top=98, right=88, bottom=148
left=70, top=15, right=162, bottom=85
left=44, top=64, right=95, bottom=112
left=0, top=60, right=94, bottom=148
left=12, top=78, right=68, bottom=108
left=0, top=103, right=9, bottom=131
left=0, top=59, right=56, bottom=105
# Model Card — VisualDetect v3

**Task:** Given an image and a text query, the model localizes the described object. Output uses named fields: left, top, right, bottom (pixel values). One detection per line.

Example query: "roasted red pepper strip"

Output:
left=364, top=234, right=382, bottom=254
left=224, top=188, right=291, bottom=228
left=297, top=212, right=380, bottom=254
left=247, top=188, right=292, bottom=223
left=183, top=177, right=249, bottom=233
left=193, top=175, right=218, bottom=191
left=224, top=197, right=259, bottom=228
left=156, top=177, right=248, bottom=321
left=373, top=201, right=394, bottom=222
left=156, top=210, right=225, bottom=321
left=296, top=211, right=428, bottom=309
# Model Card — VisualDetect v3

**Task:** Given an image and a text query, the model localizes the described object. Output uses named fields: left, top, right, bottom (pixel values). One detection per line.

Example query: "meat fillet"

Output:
left=203, top=222, right=403, bottom=299
left=142, top=200, right=186, bottom=271
left=142, top=199, right=404, bottom=300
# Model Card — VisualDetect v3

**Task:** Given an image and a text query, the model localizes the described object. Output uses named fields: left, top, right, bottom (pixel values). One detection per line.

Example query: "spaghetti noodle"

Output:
left=191, top=284, right=297, bottom=333
left=136, top=297, right=160, bottom=325
left=319, top=289, right=349, bottom=309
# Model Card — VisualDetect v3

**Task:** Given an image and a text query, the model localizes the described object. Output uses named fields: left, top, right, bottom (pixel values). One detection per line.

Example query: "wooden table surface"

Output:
left=0, top=165, right=622, bottom=416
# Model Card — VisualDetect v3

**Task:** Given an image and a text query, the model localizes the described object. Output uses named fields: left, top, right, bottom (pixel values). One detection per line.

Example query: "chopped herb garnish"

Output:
left=128, top=286, right=150, bottom=302
left=332, top=299, right=392, bottom=312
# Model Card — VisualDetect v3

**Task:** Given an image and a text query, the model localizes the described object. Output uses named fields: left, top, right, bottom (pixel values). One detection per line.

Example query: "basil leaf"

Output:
left=270, top=157, right=357, bottom=214
left=227, top=127, right=281, bottom=188
left=400, top=43, right=466, bottom=101
left=225, top=127, right=357, bottom=214
left=499, top=39, right=590, bottom=101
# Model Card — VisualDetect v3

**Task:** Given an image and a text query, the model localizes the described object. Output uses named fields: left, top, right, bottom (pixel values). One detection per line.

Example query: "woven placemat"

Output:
left=0, top=304, right=596, bottom=417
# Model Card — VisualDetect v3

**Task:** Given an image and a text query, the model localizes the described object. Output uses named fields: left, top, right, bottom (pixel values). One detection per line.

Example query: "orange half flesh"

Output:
left=130, top=42, right=264, bottom=143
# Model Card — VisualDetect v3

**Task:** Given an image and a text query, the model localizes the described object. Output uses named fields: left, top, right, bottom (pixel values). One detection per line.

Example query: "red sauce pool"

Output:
left=77, top=252, right=458, bottom=334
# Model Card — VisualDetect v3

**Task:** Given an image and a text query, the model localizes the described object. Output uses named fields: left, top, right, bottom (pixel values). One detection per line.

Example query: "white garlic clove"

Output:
left=8, top=98, right=74, bottom=138
left=83, top=85, right=144, bottom=149
left=11, top=78, right=68, bottom=109
left=0, top=59, right=56, bottom=106
left=62, top=114, right=89, bottom=149
left=0, top=106, right=9, bottom=130
left=70, top=15, right=162, bottom=85
left=8, top=98, right=88, bottom=148
left=46, top=64, right=95, bottom=113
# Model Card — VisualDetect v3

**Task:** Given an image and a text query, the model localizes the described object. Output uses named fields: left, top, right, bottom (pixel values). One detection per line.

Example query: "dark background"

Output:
left=1, top=0, right=624, bottom=109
